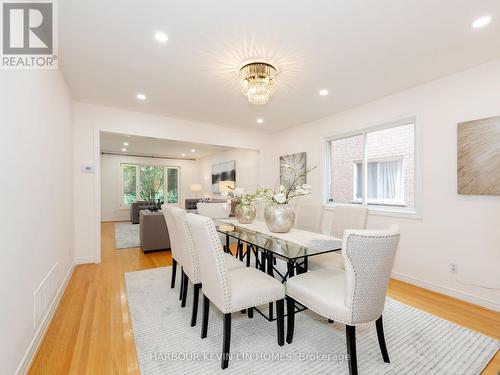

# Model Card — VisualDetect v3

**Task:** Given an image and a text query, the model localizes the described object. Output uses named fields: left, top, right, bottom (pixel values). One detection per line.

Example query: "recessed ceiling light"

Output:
left=191, top=149, right=196, bottom=153
left=136, top=93, right=146, bottom=101
left=181, top=153, right=186, bottom=157
left=256, top=118, right=264, bottom=124
left=319, top=89, right=329, bottom=96
left=123, top=142, right=129, bottom=146
left=121, top=148, right=127, bottom=152
left=154, top=31, right=168, bottom=43
left=472, top=16, right=492, bottom=29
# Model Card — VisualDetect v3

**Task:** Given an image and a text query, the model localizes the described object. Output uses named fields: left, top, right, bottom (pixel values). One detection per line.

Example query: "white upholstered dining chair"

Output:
left=294, top=203, right=324, bottom=233
left=308, top=204, right=368, bottom=271
left=170, top=206, right=245, bottom=326
left=196, top=202, right=231, bottom=218
left=161, top=204, right=183, bottom=294
left=185, top=213, right=286, bottom=370
left=286, top=225, right=400, bottom=375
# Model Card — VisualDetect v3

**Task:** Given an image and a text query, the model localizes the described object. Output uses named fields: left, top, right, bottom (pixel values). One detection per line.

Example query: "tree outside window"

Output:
left=122, top=165, right=137, bottom=205
left=166, top=168, right=179, bottom=203
left=139, top=166, right=164, bottom=201
left=121, top=164, right=179, bottom=205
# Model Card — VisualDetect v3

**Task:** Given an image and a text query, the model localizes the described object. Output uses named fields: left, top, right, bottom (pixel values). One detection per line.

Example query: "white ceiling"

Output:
left=60, top=0, right=500, bottom=133
left=100, top=132, right=232, bottom=159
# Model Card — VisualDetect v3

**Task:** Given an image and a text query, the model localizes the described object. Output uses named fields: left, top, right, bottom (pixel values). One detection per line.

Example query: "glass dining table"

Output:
left=213, top=218, right=343, bottom=321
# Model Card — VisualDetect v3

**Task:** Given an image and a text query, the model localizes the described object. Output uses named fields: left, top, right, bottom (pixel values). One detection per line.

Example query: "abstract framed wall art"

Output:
left=212, top=160, right=236, bottom=193
left=280, top=152, right=307, bottom=187
left=457, top=115, right=500, bottom=195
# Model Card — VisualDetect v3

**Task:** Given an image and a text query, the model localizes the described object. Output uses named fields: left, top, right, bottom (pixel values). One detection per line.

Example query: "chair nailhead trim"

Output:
left=206, top=221, right=233, bottom=312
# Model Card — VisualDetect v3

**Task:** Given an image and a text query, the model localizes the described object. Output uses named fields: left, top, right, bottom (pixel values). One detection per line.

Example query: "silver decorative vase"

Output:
left=235, top=204, right=256, bottom=224
left=264, top=204, right=295, bottom=233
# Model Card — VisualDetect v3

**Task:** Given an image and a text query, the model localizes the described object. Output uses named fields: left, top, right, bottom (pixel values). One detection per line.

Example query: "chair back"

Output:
left=342, top=225, right=400, bottom=324
left=294, top=204, right=324, bottom=233
left=330, top=204, right=368, bottom=238
left=196, top=202, right=231, bottom=218
left=185, top=213, right=231, bottom=312
left=170, top=207, right=200, bottom=283
left=161, top=204, right=181, bottom=264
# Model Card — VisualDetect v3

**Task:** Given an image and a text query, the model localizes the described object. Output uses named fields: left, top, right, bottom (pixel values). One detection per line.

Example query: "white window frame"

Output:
left=323, top=116, right=422, bottom=219
left=120, top=163, right=181, bottom=208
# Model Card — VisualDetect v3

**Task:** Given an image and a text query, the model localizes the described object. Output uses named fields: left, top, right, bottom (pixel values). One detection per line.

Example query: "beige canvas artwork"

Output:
left=457, top=115, right=500, bottom=195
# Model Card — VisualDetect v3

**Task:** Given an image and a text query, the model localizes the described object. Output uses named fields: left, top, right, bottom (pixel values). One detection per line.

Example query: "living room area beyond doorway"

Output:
left=99, top=131, right=260, bottom=254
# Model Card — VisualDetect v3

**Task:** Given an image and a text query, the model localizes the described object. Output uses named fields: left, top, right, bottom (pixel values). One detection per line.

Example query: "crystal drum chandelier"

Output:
left=239, top=62, right=277, bottom=105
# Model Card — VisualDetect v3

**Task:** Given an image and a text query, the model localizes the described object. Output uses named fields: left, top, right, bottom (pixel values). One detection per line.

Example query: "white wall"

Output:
left=73, top=102, right=268, bottom=262
left=261, top=59, right=500, bottom=310
left=198, top=148, right=260, bottom=197
left=100, top=154, right=199, bottom=221
left=0, top=70, right=74, bottom=374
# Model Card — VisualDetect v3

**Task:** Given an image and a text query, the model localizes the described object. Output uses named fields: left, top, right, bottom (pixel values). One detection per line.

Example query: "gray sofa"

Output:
left=139, top=210, right=170, bottom=253
left=185, top=198, right=201, bottom=212
left=131, top=201, right=157, bottom=224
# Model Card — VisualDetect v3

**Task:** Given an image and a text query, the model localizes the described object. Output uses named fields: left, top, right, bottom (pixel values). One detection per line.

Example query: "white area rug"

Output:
left=125, top=267, right=499, bottom=375
left=115, top=223, right=140, bottom=249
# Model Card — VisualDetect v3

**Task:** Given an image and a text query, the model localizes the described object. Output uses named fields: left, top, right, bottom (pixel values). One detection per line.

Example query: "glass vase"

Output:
left=235, top=204, right=256, bottom=224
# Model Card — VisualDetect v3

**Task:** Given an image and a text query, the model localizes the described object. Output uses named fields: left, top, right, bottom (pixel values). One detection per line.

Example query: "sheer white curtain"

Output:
left=367, top=160, right=403, bottom=201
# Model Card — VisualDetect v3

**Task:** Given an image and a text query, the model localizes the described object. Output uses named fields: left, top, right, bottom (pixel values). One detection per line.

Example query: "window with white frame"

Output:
left=121, top=164, right=180, bottom=206
left=327, top=120, right=416, bottom=211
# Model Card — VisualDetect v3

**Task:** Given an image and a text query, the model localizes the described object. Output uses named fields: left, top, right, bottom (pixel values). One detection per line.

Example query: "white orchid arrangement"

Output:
left=258, top=165, right=316, bottom=205
left=227, top=187, right=260, bottom=207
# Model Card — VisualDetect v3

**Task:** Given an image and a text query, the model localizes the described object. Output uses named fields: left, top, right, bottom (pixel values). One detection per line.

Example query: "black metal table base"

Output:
left=253, top=299, right=307, bottom=322
left=225, top=234, right=310, bottom=322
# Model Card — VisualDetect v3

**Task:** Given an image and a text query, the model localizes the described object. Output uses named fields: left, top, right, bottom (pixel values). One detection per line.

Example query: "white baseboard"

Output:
left=74, top=256, right=97, bottom=265
left=15, top=261, right=76, bottom=375
left=391, top=271, right=500, bottom=312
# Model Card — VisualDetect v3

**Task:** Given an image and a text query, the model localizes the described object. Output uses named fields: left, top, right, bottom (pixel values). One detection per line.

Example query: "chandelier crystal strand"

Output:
left=240, top=62, right=277, bottom=105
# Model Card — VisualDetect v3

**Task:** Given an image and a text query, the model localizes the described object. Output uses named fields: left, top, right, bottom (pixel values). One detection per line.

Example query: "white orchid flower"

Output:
left=274, top=193, right=286, bottom=204
left=302, top=184, right=311, bottom=189
left=234, top=188, right=244, bottom=197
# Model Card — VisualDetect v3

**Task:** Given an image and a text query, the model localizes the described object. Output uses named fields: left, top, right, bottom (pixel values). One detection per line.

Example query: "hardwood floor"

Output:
left=28, top=222, right=499, bottom=374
